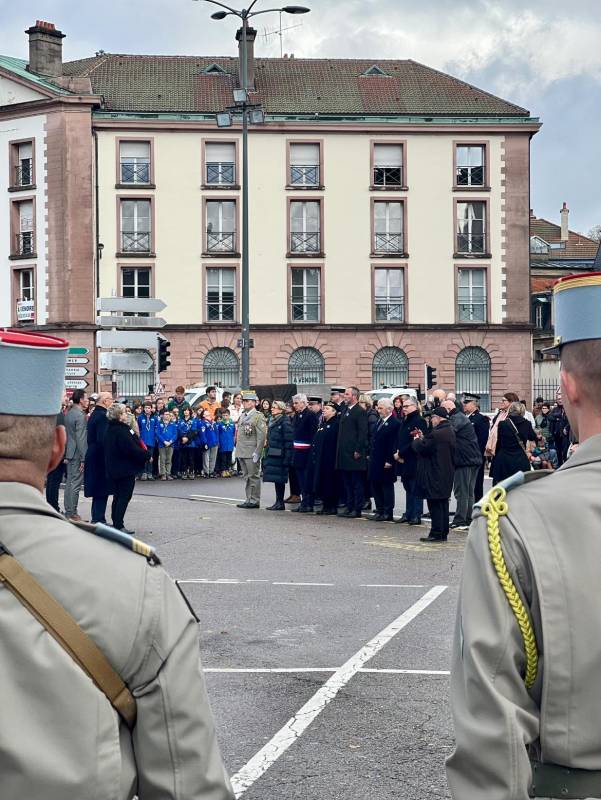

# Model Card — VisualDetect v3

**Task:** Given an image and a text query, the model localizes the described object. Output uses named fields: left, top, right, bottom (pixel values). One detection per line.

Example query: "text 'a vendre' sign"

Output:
left=16, top=300, right=35, bottom=322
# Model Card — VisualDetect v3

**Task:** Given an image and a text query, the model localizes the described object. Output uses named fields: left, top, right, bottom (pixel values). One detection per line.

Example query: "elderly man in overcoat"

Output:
left=84, top=391, right=112, bottom=524
left=336, top=386, right=369, bottom=518
left=368, top=398, right=400, bottom=521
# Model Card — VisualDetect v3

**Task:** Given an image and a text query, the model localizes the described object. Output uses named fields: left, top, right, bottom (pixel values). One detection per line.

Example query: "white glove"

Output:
left=252, top=452, right=260, bottom=464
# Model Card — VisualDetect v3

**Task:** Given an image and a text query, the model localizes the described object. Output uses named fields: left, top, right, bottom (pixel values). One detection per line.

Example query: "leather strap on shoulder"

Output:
left=0, top=544, right=136, bottom=729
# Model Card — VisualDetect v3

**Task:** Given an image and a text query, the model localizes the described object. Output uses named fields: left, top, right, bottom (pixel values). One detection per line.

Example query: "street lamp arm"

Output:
left=249, top=7, right=298, bottom=16
left=199, top=0, right=241, bottom=16
left=247, top=0, right=260, bottom=12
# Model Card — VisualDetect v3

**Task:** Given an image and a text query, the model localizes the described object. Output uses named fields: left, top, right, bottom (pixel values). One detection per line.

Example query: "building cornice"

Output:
left=92, top=110, right=541, bottom=135
left=0, top=94, right=103, bottom=120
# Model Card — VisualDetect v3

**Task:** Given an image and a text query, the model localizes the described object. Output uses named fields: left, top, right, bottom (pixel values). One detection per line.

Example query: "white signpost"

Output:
left=65, top=366, right=89, bottom=377
left=96, top=315, right=166, bottom=328
left=65, top=379, right=88, bottom=390
left=66, top=356, right=89, bottom=365
left=96, top=330, right=160, bottom=349
left=96, top=298, right=166, bottom=314
left=99, top=350, right=154, bottom=372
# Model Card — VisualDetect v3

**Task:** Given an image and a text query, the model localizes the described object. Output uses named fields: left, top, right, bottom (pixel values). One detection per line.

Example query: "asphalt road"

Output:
left=78, top=475, right=476, bottom=799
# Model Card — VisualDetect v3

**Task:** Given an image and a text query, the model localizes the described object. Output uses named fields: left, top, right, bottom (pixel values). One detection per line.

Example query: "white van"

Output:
left=366, top=387, right=419, bottom=405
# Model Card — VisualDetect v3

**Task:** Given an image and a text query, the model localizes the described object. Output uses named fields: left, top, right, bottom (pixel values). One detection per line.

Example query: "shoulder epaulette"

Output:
left=73, top=521, right=160, bottom=565
left=474, top=469, right=552, bottom=513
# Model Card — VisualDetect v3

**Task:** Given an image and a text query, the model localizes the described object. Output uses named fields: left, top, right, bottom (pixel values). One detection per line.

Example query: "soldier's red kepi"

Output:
left=0, top=329, right=69, bottom=416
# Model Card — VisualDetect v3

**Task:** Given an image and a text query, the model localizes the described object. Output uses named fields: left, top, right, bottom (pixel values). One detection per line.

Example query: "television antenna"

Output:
left=262, top=11, right=303, bottom=57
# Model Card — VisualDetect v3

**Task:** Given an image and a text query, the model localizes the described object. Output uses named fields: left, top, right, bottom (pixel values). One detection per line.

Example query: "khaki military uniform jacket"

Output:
left=447, top=434, right=601, bottom=800
left=0, top=482, right=234, bottom=800
left=235, top=409, right=267, bottom=459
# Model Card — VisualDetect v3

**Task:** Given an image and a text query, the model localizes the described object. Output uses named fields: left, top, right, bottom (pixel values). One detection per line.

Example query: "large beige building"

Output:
left=1, top=21, right=541, bottom=407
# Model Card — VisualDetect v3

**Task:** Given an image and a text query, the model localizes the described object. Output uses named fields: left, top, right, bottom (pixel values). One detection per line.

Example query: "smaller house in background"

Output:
left=530, top=203, right=601, bottom=399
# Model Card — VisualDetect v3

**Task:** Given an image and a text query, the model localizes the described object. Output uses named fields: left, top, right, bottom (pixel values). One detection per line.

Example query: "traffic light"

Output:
left=425, top=364, right=437, bottom=390
left=158, top=335, right=171, bottom=373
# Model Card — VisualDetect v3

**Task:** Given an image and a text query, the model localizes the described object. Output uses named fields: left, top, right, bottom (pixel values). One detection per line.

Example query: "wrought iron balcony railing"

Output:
left=206, top=162, right=235, bottom=185
left=15, top=161, right=33, bottom=187
left=290, top=165, right=320, bottom=186
left=121, top=231, right=151, bottom=252
left=456, top=165, right=484, bottom=186
left=373, top=167, right=402, bottom=187
left=290, top=231, right=321, bottom=253
left=458, top=302, right=487, bottom=323
left=374, top=232, right=404, bottom=253
left=120, top=161, right=151, bottom=183
left=207, top=231, right=235, bottom=252
left=375, top=300, right=404, bottom=321
left=16, top=230, right=34, bottom=256
left=456, top=233, right=485, bottom=254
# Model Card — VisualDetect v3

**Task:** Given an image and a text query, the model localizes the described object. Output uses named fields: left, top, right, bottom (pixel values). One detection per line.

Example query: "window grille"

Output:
left=207, top=268, right=236, bottom=321
left=456, top=145, right=485, bottom=186
left=372, top=347, right=408, bottom=388
left=455, top=346, right=491, bottom=411
left=457, top=269, right=486, bottom=322
left=203, top=347, right=240, bottom=387
left=288, top=347, right=325, bottom=385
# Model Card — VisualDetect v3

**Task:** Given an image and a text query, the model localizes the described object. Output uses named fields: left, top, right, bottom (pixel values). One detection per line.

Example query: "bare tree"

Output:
left=588, top=224, right=601, bottom=241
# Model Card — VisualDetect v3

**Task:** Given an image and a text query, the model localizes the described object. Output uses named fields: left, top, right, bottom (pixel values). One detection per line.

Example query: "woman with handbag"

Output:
left=491, top=401, right=537, bottom=485
left=262, top=401, right=294, bottom=511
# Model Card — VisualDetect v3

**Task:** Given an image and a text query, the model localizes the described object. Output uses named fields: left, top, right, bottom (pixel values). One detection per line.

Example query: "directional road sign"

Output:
left=65, top=379, right=88, bottom=390
left=96, top=297, right=166, bottom=314
left=65, top=366, right=89, bottom=377
left=99, top=351, right=154, bottom=372
left=96, top=330, right=159, bottom=349
left=97, top=315, right=166, bottom=328
left=66, top=356, right=89, bottom=365
left=68, top=347, right=89, bottom=355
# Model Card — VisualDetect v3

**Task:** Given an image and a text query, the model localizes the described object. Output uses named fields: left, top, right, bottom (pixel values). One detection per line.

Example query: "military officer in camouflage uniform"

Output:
left=447, top=272, right=601, bottom=800
left=0, top=329, right=234, bottom=800
left=235, top=390, right=267, bottom=509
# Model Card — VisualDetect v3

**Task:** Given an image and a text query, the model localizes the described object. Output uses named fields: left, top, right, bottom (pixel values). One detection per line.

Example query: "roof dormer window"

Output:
left=362, top=64, right=389, bottom=77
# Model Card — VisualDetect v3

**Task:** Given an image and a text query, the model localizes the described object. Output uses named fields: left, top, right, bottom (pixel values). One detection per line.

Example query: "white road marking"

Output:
left=229, top=585, right=447, bottom=797
left=204, top=667, right=449, bottom=675
left=177, top=579, right=428, bottom=588
left=272, top=581, right=335, bottom=587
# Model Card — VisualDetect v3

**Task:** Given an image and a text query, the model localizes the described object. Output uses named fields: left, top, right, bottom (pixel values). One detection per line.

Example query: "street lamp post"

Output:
left=195, top=0, right=310, bottom=388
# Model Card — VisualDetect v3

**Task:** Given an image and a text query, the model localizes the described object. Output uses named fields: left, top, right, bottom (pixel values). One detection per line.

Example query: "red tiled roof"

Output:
left=530, top=215, right=599, bottom=260
left=61, top=54, right=530, bottom=116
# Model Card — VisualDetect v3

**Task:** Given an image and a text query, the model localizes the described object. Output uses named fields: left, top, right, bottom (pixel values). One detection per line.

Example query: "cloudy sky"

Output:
left=2, top=0, right=600, bottom=234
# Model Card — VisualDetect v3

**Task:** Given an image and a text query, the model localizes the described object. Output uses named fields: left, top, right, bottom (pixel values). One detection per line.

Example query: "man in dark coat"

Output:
left=461, top=393, right=490, bottom=502
left=442, top=399, right=483, bottom=531
left=311, top=402, right=340, bottom=515
left=368, top=398, right=400, bottom=521
left=84, top=392, right=112, bottom=524
left=291, top=393, right=319, bottom=513
left=395, top=396, right=428, bottom=524
left=45, top=404, right=66, bottom=513
left=549, top=390, right=571, bottom=466
left=336, top=387, right=369, bottom=518
left=412, top=407, right=456, bottom=543
left=104, top=404, right=149, bottom=533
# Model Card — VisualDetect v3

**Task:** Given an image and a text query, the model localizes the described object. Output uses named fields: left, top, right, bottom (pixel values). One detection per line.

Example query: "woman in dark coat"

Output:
left=412, top=407, right=456, bottom=541
left=104, top=403, right=149, bottom=534
left=84, top=397, right=110, bottom=524
left=312, top=403, right=340, bottom=515
left=491, top=402, right=536, bottom=485
left=263, top=401, right=294, bottom=511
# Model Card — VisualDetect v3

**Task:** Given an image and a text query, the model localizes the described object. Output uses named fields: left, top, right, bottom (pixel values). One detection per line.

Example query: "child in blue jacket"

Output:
left=156, top=410, right=177, bottom=480
left=139, top=401, right=158, bottom=480
left=216, top=409, right=235, bottom=477
left=178, top=407, right=197, bottom=479
left=198, top=409, right=219, bottom=477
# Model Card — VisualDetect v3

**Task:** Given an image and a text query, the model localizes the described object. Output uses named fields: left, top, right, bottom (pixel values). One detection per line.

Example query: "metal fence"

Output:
left=117, top=368, right=156, bottom=399
left=532, top=379, right=560, bottom=404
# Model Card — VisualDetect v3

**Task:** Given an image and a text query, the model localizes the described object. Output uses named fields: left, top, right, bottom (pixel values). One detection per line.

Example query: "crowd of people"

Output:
left=46, top=381, right=575, bottom=541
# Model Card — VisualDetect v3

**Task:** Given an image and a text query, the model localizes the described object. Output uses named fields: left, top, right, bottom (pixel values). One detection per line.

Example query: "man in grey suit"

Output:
left=63, top=388, right=88, bottom=521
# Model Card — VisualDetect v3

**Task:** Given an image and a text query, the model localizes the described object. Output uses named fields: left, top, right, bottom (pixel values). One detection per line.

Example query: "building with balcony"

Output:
left=0, top=20, right=542, bottom=404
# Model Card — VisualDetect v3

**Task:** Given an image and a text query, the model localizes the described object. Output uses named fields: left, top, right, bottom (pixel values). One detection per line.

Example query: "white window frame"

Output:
left=374, top=268, right=404, bottom=321
left=291, top=267, right=321, bottom=322
left=207, top=267, right=236, bottom=321
left=456, top=145, right=485, bottom=187
left=290, top=201, right=321, bottom=252
left=456, top=202, right=486, bottom=254
left=119, top=141, right=151, bottom=184
left=206, top=201, right=236, bottom=252
left=457, top=268, right=487, bottom=323
left=205, top=143, right=236, bottom=185
left=374, top=202, right=403, bottom=253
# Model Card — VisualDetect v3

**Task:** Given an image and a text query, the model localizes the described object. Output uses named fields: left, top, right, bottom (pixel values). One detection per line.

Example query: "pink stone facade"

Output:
left=151, top=326, right=532, bottom=405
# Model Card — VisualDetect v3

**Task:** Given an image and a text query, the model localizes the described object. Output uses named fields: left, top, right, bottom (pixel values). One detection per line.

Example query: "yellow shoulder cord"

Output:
left=481, top=486, right=539, bottom=689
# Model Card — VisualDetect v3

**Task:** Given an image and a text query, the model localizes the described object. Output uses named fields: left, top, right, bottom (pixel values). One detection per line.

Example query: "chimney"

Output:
left=560, top=202, right=569, bottom=241
left=25, top=20, right=65, bottom=78
left=236, top=26, right=257, bottom=90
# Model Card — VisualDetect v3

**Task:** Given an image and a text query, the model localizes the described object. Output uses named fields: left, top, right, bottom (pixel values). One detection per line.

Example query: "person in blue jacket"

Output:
left=139, top=401, right=158, bottom=480
left=156, top=410, right=178, bottom=480
left=192, top=408, right=208, bottom=477
left=178, top=407, right=197, bottom=479
left=198, top=409, right=219, bottom=477
left=216, top=408, right=236, bottom=477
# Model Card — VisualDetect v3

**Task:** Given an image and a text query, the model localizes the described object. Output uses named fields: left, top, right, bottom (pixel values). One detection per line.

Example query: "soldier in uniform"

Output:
left=0, top=329, right=234, bottom=800
left=235, top=390, right=267, bottom=509
left=447, top=272, right=601, bottom=800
